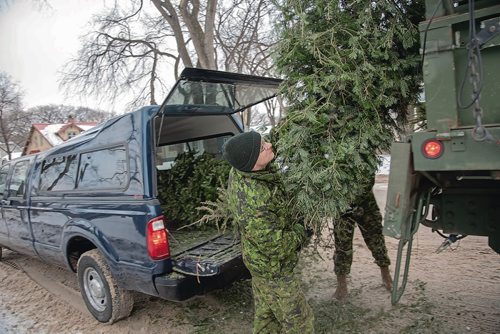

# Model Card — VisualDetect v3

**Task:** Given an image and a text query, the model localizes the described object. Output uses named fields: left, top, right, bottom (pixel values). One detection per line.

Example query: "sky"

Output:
left=0, top=0, right=124, bottom=112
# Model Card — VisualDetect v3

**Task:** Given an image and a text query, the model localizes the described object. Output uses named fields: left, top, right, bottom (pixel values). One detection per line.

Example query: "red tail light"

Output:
left=422, top=139, right=444, bottom=159
left=146, top=216, right=170, bottom=260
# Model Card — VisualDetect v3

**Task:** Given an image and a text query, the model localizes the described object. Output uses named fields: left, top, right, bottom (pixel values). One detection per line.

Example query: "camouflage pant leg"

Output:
left=252, top=276, right=314, bottom=334
left=333, top=191, right=391, bottom=274
left=333, top=216, right=356, bottom=276
left=252, top=277, right=281, bottom=334
left=355, top=191, right=391, bottom=268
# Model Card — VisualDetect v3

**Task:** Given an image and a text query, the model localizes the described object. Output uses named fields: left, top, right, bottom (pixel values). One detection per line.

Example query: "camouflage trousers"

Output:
left=333, top=191, right=391, bottom=276
left=251, top=275, right=314, bottom=334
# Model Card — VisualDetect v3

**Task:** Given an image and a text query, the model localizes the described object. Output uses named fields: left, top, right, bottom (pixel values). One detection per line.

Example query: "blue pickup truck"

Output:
left=0, top=68, right=281, bottom=323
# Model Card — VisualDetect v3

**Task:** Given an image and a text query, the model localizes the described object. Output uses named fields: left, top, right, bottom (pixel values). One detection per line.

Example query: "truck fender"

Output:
left=61, top=220, right=119, bottom=273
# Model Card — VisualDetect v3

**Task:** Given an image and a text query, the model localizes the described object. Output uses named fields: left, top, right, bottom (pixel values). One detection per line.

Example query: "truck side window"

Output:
left=8, top=161, right=29, bottom=197
left=39, top=155, right=78, bottom=192
left=0, top=164, right=10, bottom=197
left=77, top=146, right=128, bottom=190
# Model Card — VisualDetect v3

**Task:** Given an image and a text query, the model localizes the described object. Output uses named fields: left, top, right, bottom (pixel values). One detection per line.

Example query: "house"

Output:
left=22, top=117, right=97, bottom=155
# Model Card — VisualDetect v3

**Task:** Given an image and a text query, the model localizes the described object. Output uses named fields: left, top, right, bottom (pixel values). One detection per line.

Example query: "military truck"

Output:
left=384, top=0, right=500, bottom=304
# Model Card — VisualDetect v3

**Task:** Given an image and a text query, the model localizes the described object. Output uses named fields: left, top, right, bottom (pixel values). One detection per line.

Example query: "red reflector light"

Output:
left=146, top=216, right=170, bottom=260
left=422, top=139, right=443, bottom=159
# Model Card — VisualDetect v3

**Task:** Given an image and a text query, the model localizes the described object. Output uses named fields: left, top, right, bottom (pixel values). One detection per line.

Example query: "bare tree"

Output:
left=61, top=1, right=179, bottom=110
left=151, top=0, right=218, bottom=69
left=216, top=0, right=280, bottom=128
left=217, top=0, right=276, bottom=75
left=264, top=96, right=283, bottom=127
left=26, top=105, right=115, bottom=124
left=61, top=0, right=219, bottom=109
left=0, top=72, right=28, bottom=159
left=61, top=0, right=282, bottom=125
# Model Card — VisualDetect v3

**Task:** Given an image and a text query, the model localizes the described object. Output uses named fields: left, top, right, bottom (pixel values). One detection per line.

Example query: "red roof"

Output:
left=33, top=124, right=49, bottom=131
left=58, top=121, right=97, bottom=134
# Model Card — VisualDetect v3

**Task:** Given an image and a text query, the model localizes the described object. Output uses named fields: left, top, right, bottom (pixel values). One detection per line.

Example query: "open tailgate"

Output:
left=170, top=232, right=242, bottom=277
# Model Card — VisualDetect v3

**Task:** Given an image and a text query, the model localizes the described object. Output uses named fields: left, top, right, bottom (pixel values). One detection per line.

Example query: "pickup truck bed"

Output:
left=155, top=227, right=249, bottom=301
left=169, top=227, right=243, bottom=277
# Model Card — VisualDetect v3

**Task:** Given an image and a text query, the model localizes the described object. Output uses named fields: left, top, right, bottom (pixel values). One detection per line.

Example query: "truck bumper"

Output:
left=154, top=256, right=250, bottom=301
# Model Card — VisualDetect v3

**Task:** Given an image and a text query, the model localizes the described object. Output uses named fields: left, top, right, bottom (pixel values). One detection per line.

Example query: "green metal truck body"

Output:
left=383, top=0, right=500, bottom=304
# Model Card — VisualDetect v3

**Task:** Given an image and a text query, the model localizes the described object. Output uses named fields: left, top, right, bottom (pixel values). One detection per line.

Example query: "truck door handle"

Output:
left=1, top=199, right=10, bottom=205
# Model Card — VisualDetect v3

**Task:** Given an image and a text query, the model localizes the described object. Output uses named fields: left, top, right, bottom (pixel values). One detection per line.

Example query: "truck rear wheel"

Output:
left=77, top=249, right=134, bottom=323
left=0, top=246, right=2, bottom=260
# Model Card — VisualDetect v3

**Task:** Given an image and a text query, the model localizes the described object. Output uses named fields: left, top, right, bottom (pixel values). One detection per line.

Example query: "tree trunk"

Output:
left=151, top=0, right=194, bottom=68
left=179, top=0, right=217, bottom=69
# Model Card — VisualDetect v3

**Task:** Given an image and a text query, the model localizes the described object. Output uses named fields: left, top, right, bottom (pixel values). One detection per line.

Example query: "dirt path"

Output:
left=0, top=181, right=499, bottom=333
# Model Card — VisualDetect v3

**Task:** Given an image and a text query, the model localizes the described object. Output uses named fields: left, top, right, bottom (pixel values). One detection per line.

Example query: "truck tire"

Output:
left=77, top=249, right=134, bottom=323
left=0, top=246, right=2, bottom=260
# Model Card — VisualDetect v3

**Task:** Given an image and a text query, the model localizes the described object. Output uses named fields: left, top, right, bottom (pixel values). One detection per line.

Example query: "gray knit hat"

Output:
left=223, top=131, right=261, bottom=172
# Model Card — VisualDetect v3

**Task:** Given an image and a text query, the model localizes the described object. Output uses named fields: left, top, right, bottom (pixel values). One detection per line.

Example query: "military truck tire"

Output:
left=0, top=246, right=2, bottom=260
left=77, top=249, right=134, bottom=323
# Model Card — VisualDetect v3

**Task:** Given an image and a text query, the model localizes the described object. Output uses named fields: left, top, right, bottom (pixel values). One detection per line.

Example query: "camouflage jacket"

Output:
left=226, top=165, right=306, bottom=279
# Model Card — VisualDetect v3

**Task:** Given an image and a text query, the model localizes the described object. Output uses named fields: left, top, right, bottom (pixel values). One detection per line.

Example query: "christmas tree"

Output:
left=272, top=0, right=425, bottom=229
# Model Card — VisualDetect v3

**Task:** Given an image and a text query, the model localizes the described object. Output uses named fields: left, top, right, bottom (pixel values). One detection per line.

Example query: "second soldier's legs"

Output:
left=333, top=216, right=356, bottom=300
left=356, top=191, right=392, bottom=291
left=333, top=190, right=393, bottom=299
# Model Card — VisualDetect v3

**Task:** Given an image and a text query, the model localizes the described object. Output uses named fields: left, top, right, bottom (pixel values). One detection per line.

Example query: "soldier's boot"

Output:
left=334, top=274, right=348, bottom=301
left=380, top=266, right=393, bottom=291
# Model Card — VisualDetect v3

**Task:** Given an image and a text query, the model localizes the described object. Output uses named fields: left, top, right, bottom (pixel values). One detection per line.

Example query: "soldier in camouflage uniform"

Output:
left=223, top=131, right=314, bottom=334
left=333, top=176, right=392, bottom=300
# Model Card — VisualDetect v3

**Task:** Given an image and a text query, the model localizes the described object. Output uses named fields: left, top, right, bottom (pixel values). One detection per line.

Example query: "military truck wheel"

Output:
left=77, top=249, right=134, bottom=323
left=0, top=246, right=2, bottom=260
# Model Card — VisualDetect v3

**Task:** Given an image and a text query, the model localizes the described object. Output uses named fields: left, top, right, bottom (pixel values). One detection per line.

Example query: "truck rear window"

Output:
left=156, top=135, right=230, bottom=170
